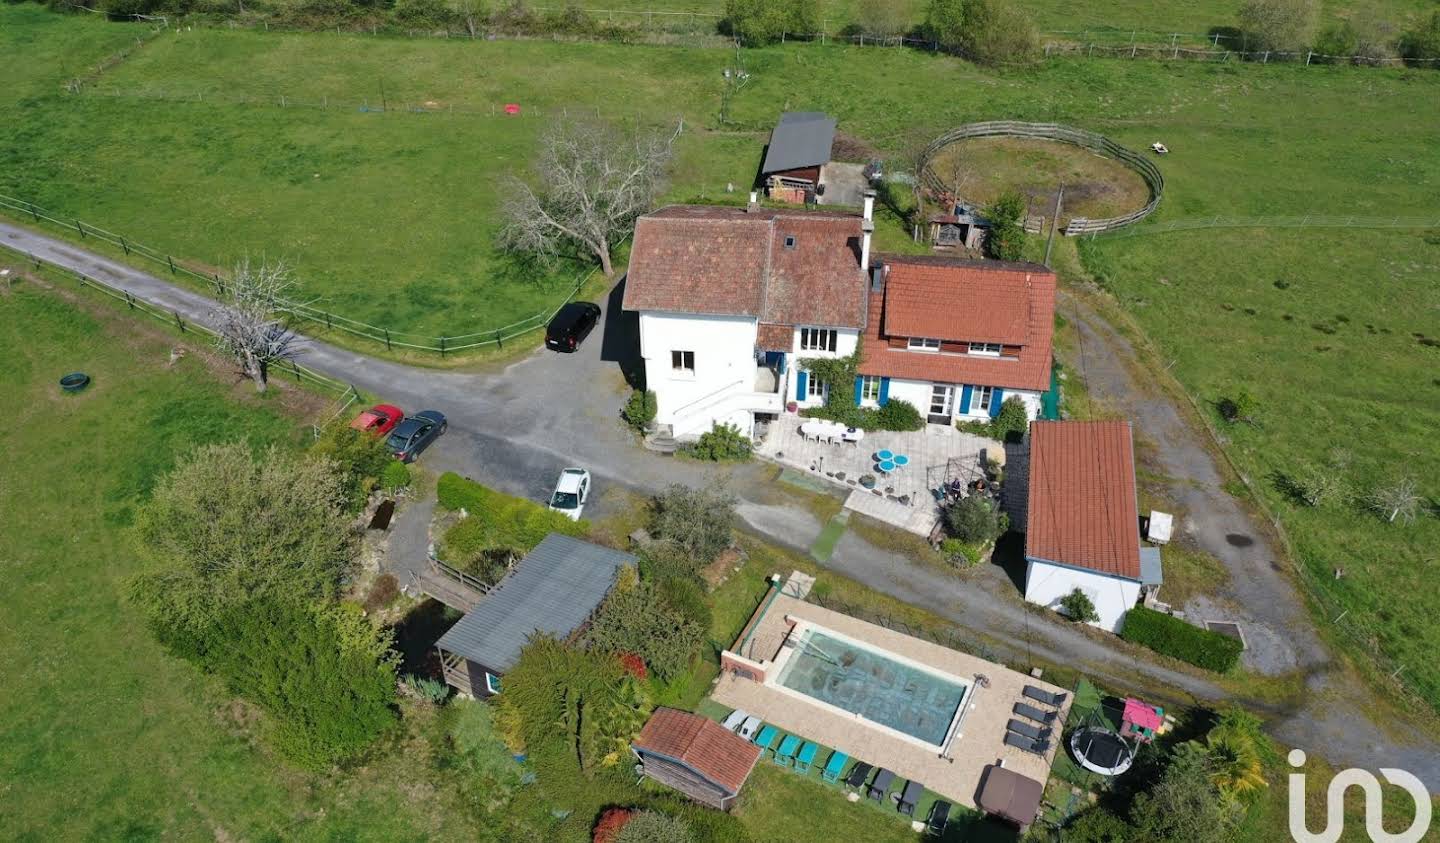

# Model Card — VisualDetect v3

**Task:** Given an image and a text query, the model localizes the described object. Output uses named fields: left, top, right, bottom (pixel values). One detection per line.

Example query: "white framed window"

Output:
left=975, top=385, right=995, bottom=413
left=485, top=672, right=502, bottom=694
left=806, top=374, right=827, bottom=400
left=907, top=337, right=941, bottom=352
left=860, top=375, right=881, bottom=403
left=800, top=327, right=838, bottom=352
left=670, top=350, right=695, bottom=374
left=968, top=342, right=1003, bottom=356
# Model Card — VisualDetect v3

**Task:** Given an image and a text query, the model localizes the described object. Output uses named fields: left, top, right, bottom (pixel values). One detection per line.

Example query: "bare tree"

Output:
left=857, top=0, right=915, bottom=39
left=1371, top=474, right=1421, bottom=524
left=211, top=259, right=303, bottom=394
left=499, top=118, right=679, bottom=277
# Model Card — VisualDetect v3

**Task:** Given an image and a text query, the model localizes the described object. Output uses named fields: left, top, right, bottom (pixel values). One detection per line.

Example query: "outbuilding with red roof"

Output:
left=631, top=707, right=762, bottom=811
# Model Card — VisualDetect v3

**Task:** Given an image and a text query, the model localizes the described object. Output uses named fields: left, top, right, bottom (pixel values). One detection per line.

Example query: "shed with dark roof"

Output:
left=436, top=534, right=633, bottom=698
left=975, top=765, right=1044, bottom=831
left=632, top=708, right=762, bottom=810
left=761, top=111, right=836, bottom=177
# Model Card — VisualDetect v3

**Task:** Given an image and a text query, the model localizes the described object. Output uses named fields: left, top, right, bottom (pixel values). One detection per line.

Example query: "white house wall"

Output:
left=1023, top=559, right=1141, bottom=633
left=881, top=377, right=1042, bottom=422
left=639, top=311, right=758, bottom=426
left=786, top=328, right=860, bottom=408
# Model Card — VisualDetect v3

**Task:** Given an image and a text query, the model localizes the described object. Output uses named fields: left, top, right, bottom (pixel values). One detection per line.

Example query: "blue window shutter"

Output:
left=853, top=376, right=863, bottom=406
left=878, top=377, right=890, bottom=407
left=959, top=384, right=973, bottom=414
left=796, top=370, right=808, bottom=401
left=989, top=387, right=1005, bottom=418
left=777, top=353, right=787, bottom=375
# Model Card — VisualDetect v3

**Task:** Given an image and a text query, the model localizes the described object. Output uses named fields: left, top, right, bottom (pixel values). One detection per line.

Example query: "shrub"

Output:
left=1400, top=11, right=1440, bottom=63
left=435, top=473, right=588, bottom=550
left=622, top=389, right=657, bottom=432
left=922, top=0, right=965, bottom=47
left=958, top=0, right=1039, bottom=65
left=874, top=397, right=924, bottom=431
left=393, top=0, right=457, bottom=27
left=403, top=674, right=451, bottom=704
left=989, top=395, right=1029, bottom=442
left=1238, top=0, right=1318, bottom=54
left=441, top=699, right=526, bottom=815
left=984, top=191, right=1027, bottom=260
left=363, top=573, right=400, bottom=612
left=614, top=811, right=694, bottom=843
left=684, top=422, right=752, bottom=461
left=939, top=537, right=975, bottom=566
left=944, top=494, right=1007, bottom=544
left=723, top=0, right=817, bottom=44
left=1064, top=808, right=1135, bottom=843
left=594, top=807, right=634, bottom=843
left=587, top=567, right=705, bottom=681
left=310, top=424, right=392, bottom=512
left=649, top=481, right=736, bottom=565
left=856, top=0, right=913, bottom=38
left=1059, top=588, right=1100, bottom=623
left=380, top=459, right=411, bottom=492
left=1120, top=606, right=1244, bottom=672
left=1217, top=388, right=1258, bottom=424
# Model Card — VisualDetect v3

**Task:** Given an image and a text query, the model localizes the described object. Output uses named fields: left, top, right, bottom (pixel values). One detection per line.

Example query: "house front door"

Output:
left=928, top=384, right=954, bottom=424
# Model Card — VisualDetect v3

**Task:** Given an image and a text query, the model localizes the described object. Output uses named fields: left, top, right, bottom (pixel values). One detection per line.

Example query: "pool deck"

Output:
left=713, top=593, right=1071, bottom=812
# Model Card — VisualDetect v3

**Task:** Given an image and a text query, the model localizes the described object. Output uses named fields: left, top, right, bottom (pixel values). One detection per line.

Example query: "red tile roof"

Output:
left=857, top=257, right=1055, bottom=392
left=1025, top=421, right=1142, bottom=580
left=623, top=205, right=866, bottom=329
left=755, top=322, right=794, bottom=352
left=633, top=707, right=762, bottom=795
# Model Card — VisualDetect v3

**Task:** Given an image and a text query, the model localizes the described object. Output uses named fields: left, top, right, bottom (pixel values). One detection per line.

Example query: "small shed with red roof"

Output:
left=631, top=707, right=762, bottom=811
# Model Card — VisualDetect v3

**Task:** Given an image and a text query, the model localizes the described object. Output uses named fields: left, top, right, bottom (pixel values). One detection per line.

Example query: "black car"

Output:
left=545, top=302, right=601, bottom=353
left=385, top=410, right=447, bottom=463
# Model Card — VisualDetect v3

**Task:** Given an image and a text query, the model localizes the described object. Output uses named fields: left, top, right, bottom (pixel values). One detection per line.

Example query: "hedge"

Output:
left=1120, top=606, right=1243, bottom=672
left=437, top=472, right=589, bottom=554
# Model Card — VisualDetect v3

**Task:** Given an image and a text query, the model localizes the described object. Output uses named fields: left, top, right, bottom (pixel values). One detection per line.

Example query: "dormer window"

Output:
left=907, top=337, right=941, bottom=352
left=968, top=342, right=1002, bottom=356
left=783, top=235, right=797, bottom=250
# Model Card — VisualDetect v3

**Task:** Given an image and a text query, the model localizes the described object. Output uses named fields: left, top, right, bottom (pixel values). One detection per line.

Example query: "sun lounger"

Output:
left=1008, top=718, right=1053, bottom=742
left=796, top=741, right=819, bottom=773
left=754, top=724, right=779, bottom=754
left=1004, top=732, right=1051, bottom=755
left=925, top=801, right=952, bottom=836
left=821, top=750, right=849, bottom=783
left=738, top=715, right=761, bottom=740
left=897, top=780, right=923, bottom=816
left=868, top=768, right=895, bottom=802
left=774, top=734, right=800, bottom=766
left=1023, top=685, right=1067, bottom=707
left=843, top=761, right=873, bottom=789
left=1013, top=701, right=1059, bottom=725
left=721, top=709, right=748, bottom=732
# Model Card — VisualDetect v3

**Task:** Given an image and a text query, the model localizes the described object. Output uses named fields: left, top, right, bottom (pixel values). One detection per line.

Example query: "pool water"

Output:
left=774, top=628, right=968, bottom=746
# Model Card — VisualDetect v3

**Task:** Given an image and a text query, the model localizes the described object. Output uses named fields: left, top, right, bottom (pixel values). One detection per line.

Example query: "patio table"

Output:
left=876, top=449, right=894, bottom=461
left=892, top=454, right=909, bottom=467
left=877, top=460, right=896, bottom=473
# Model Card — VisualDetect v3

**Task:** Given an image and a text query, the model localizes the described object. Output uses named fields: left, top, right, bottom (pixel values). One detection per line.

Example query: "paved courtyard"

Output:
left=712, top=592, right=1071, bottom=811
left=757, top=415, right=1001, bottom=536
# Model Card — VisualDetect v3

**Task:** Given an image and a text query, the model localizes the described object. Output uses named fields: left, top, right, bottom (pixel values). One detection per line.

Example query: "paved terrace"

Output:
left=713, top=593, right=1071, bottom=811
left=756, top=417, right=1000, bottom=536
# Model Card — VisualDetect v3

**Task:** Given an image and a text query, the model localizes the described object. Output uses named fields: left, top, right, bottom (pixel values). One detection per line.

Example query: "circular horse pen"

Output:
left=920, top=121, right=1165, bottom=237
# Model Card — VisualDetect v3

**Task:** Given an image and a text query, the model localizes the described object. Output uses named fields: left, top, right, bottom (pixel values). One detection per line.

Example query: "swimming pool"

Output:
left=774, top=627, right=968, bottom=747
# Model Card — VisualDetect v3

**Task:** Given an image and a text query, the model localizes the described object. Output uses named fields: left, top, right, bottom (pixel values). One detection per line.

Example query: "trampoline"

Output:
left=1069, top=727, right=1135, bottom=776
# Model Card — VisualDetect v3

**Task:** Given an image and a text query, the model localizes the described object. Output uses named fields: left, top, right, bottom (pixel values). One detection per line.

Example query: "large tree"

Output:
left=211, top=259, right=303, bottom=393
left=1129, top=744, right=1237, bottom=843
left=499, top=118, right=678, bottom=277
left=648, top=481, right=737, bottom=567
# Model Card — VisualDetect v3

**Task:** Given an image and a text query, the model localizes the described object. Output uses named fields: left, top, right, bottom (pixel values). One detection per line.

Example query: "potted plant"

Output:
left=859, top=474, right=876, bottom=489
left=786, top=401, right=799, bottom=413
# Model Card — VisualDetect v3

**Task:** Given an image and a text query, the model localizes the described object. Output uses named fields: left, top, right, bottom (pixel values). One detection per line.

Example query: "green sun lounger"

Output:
left=774, top=734, right=800, bottom=766
left=796, top=741, right=819, bottom=772
left=754, top=724, right=779, bottom=755
left=821, top=750, right=849, bottom=782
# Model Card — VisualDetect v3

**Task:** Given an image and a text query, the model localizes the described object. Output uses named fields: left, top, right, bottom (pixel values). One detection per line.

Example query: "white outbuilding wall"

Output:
left=1023, top=559, right=1141, bottom=634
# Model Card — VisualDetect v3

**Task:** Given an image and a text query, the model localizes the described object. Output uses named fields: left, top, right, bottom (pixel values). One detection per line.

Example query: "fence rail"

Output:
left=1096, top=214, right=1440, bottom=237
left=0, top=193, right=604, bottom=355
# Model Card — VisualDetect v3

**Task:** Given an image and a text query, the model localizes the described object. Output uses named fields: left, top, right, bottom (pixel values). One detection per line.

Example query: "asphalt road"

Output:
left=5, top=219, right=1436, bottom=791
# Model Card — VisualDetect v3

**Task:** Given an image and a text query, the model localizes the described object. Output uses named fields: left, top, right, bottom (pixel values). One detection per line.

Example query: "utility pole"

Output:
left=1043, top=184, right=1064, bottom=267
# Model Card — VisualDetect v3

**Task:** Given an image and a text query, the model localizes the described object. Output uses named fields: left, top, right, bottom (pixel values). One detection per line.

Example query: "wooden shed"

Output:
left=631, top=708, right=762, bottom=811
left=761, top=112, right=836, bottom=203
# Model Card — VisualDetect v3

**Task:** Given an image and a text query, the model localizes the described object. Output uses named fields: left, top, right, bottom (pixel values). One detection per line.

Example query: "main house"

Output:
left=623, top=193, right=1056, bottom=438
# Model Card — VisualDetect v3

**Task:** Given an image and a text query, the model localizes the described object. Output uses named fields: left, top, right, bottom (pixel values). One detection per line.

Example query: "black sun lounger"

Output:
left=1005, top=731, right=1052, bottom=755
left=925, top=801, right=952, bottom=836
left=1008, top=718, right=1053, bottom=742
left=1014, top=701, right=1059, bottom=725
left=1023, top=685, right=1068, bottom=707
left=897, top=779, right=923, bottom=816
left=868, top=768, right=895, bottom=801
left=844, top=761, right=874, bottom=789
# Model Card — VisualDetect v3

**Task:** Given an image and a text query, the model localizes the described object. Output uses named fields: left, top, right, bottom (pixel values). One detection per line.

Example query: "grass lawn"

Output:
left=0, top=267, right=508, bottom=840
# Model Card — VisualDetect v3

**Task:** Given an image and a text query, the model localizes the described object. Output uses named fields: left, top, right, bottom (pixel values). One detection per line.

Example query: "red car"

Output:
left=349, top=403, right=404, bottom=436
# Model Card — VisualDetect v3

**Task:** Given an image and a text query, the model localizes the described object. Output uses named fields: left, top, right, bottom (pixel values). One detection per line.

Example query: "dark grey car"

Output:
left=385, top=409, right=447, bottom=463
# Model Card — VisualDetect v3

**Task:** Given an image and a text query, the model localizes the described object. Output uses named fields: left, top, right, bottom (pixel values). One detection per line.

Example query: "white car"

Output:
left=548, top=467, right=591, bottom=521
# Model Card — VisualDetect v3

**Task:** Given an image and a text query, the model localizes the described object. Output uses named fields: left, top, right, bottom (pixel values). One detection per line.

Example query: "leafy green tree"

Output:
left=649, top=481, right=737, bottom=565
left=1400, top=10, right=1440, bottom=63
left=311, top=423, right=392, bottom=511
left=959, top=0, right=1039, bottom=65
left=1129, top=745, right=1237, bottom=843
left=984, top=191, right=1028, bottom=260
left=1204, top=726, right=1268, bottom=802
left=1238, top=0, right=1319, bottom=54
left=1064, top=807, right=1135, bottom=843
left=922, top=0, right=966, bottom=47
left=1059, top=588, right=1100, bottom=623
left=613, top=811, right=694, bottom=843
left=203, top=597, right=398, bottom=768
left=989, top=395, right=1029, bottom=442
left=944, top=494, right=1008, bottom=543
left=724, top=0, right=817, bottom=44
left=587, top=568, right=706, bottom=681
left=132, top=441, right=354, bottom=655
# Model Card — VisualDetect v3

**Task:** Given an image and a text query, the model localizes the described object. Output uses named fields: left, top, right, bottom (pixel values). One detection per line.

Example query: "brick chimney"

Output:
left=860, top=189, right=876, bottom=271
